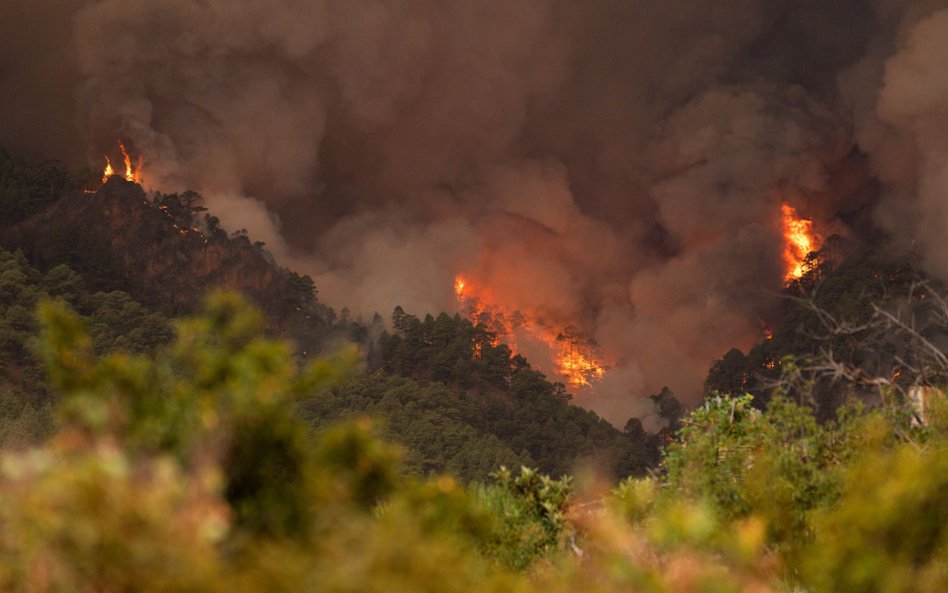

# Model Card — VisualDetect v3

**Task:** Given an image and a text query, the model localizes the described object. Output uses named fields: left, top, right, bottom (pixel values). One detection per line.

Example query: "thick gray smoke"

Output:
left=2, top=0, right=946, bottom=425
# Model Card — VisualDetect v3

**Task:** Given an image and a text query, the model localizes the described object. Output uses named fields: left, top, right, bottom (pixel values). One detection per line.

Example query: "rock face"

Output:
left=2, top=177, right=325, bottom=340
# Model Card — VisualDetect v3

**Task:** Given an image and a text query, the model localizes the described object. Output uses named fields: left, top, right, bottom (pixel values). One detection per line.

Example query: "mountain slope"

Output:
left=1, top=171, right=340, bottom=352
left=0, top=150, right=661, bottom=480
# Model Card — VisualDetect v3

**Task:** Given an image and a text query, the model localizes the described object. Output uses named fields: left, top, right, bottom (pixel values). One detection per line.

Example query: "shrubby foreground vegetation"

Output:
left=2, top=147, right=946, bottom=591
left=0, top=293, right=943, bottom=593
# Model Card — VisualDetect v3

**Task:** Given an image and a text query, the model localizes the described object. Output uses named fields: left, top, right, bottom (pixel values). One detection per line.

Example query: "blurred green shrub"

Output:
left=0, top=293, right=942, bottom=593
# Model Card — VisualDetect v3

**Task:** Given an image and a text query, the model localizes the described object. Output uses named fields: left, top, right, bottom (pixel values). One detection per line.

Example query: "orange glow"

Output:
left=781, top=203, right=820, bottom=282
left=119, top=141, right=143, bottom=183
left=101, top=157, right=115, bottom=184
left=453, top=274, right=511, bottom=347
left=758, top=318, right=773, bottom=341
left=541, top=330, right=606, bottom=387
left=101, top=141, right=143, bottom=184
left=453, top=274, right=606, bottom=387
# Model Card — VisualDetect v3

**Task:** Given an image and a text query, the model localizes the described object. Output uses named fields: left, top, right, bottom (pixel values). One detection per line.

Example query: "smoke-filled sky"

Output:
left=2, top=0, right=948, bottom=425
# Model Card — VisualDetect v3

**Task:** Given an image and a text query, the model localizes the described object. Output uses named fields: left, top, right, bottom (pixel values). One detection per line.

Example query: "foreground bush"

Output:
left=0, top=293, right=944, bottom=593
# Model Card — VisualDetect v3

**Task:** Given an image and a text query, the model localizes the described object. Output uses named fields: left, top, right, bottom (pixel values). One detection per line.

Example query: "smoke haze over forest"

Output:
left=2, top=0, right=948, bottom=424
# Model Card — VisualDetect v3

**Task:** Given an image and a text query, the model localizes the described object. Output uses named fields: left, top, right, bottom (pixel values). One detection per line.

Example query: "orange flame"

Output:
left=543, top=330, right=606, bottom=387
left=101, top=141, right=143, bottom=184
left=119, top=141, right=143, bottom=183
left=781, top=203, right=820, bottom=282
left=454, top=274, right=606, bottom=387
left=101, top=157, right=115, bottom=184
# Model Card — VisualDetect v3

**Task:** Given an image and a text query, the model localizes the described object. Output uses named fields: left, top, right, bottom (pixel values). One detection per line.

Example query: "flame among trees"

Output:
left=449, top=202, right=820, bottom=387
left=781, top=202, right=820, bottom=282
left=454, top=274, right=605, bottom=387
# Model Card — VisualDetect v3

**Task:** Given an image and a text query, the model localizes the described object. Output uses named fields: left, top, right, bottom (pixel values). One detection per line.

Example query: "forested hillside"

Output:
left=0, top=149, right=659, bottom=480
left=0, top=246, right=171, bottom=447
left=1, top=151, right=343, bottom=353
left=1, top=145, right=946, bottom=592
left=4, top=0, right=948, bottom=588
left=304, top=308, right=658, bottom=478
left=705, top=248, right=947, bottom=420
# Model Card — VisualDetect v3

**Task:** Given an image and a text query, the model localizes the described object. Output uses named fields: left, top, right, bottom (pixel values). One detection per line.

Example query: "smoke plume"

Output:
left=2, top=0, right=947, bottom=425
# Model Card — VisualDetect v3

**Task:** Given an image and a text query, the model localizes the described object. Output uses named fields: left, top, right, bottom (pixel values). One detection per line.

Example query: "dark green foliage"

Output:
left=707, top=251, right=938, bottom=418
left=223, top=408, right=314, bottom=538
left=1, top=146, right=541, bottom=441
left=37, top=220, right=127, bottom=292
left=1, top=183, right=654, bottom=482
left=183, top=212, right=346, bottom=354
left=662, top=393, right=864, bottom=555
left=0, top=148, right=76, bottom=227
left=0, top=288, right=945, bottom=593
left=606, top=394, right=948, bottom=593
left=286, top=271, right=317, bottom=309
left=36, top=292, right=358, bottom=541
left=649, top=386, right=685, bottom=432
left=299, top=374, right=533, bottom=480
left=1, top=162, right=343, bottom=357
left=0, top=247, right=171, bottom=362
left=379, top=310, right=513, bottom=389
left=15, top=293, right=577, bottom=580
left=0, top=247, right=172, bottom=446
left=491, top=466, right=572, bottom=547
left=0, top=390, right=55, bottom=448
left=304, top=307, right=659, bottom=481
left=86, top=291, right=175, bottom=354
left=705, top=347, right=750, bottom=396
left=310, top=420, right=402, bottom=510
left=803, top=411, right=948, bottom=593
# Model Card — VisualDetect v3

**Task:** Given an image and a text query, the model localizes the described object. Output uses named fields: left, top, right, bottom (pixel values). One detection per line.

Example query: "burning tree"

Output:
left=707, top=252, right=947, bottom=423
left=781, top=202, right=822, bottom=283
left=453, top=274, right=606, bottom=388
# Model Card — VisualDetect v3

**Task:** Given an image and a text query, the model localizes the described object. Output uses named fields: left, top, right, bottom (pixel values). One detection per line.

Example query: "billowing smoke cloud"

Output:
left=2, top=0, right=946, bottom=425
left=849, top=5, right=948, bottom=278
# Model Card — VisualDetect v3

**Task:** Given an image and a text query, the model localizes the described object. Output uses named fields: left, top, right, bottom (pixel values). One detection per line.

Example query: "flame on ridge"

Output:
left=781, top=203, right=820, bottom=282
left=119, top=141, right=143, bottom=183
left=101, top=157, right=115, bottom=184
left=454, top=274, right=606, bottom=387
left=100, top=141, right=143, bottom=185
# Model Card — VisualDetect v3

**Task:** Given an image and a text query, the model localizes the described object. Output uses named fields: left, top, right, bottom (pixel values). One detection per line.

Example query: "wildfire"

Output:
left=119, top=141, right=143, bottom=183
left=100, top=141, right=143, bottom=184
left=453, top=274, right=606, bottom=387
left=781, top=203, right=820, bottom=282
left=547, top=330, right=606, bottom=387
left=101, top=157, right=115, bottom=184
